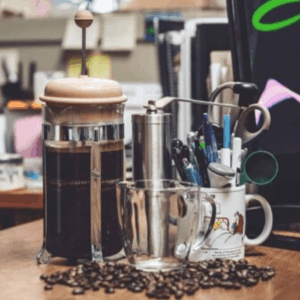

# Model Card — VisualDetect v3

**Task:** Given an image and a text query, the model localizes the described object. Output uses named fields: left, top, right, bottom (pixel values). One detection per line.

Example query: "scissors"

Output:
left=207, top=82, right=271, bottom=144
left=144, top=82, right=271, bottom=145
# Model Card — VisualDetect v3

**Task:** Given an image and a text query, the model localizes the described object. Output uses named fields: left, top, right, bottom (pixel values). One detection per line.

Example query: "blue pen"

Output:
left=203, top=113, right=219, bottom=163
left=223, top=114, right=231, bottom=149
left=221, top=114, right=231, bottom=167
left=182, top=158, right=203, bottom=186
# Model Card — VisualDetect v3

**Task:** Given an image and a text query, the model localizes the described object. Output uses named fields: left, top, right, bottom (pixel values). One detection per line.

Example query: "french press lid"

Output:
left=39, top=10, right=127, bottom=106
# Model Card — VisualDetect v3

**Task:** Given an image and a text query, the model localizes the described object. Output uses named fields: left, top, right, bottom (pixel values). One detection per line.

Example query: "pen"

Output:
left=171, top=139, right=187, bottom=181
left=181, top=145, right=190, bottom=161
left=194, top=138, right=210, bottom=187
left=221, top=114, right=231, bottom=167
left=231, top=137, right=242, bottom=186
left=203, top=113, right=219, bottom=163
left=186, top=144, right=200, bottom=171
left=182, top=158, right=203, bottom=186
left=187, top=132, right=196, bottom=147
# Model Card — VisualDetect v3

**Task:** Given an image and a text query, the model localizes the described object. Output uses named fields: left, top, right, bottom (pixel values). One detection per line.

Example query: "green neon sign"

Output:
left=252, top=0, right=300, bottom=32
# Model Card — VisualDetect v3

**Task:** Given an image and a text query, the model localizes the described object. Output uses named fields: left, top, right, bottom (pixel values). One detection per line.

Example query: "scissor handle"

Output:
left=235, top=104, right=271, bottom=144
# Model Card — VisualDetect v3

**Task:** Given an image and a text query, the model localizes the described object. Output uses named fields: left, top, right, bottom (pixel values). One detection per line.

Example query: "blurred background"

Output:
left=0, top=0, right=229, bottom=230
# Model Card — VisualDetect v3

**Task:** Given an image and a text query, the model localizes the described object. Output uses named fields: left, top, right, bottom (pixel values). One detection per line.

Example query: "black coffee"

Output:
left=45, top=144, right=124, bottom=259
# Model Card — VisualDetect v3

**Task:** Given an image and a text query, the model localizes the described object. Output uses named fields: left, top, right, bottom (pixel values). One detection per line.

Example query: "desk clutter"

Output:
left=35, top=13, right=275, bottom=300
left=172, top=113, right=245, bottom=188
left=40, top=259, right=276, bottom=298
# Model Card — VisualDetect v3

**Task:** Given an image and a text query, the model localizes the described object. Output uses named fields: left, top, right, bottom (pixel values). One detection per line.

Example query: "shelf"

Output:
left=6, top=100, right=42, bottom=111
left=0, top=188, right=43, bottom=209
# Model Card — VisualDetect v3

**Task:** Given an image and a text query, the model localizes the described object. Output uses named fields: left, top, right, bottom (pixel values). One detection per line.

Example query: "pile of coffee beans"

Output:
left=40, top=259, right=276, bottom=298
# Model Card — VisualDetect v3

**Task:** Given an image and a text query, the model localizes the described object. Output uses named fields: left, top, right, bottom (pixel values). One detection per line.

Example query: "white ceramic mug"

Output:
left=189, top=185, right=273, bottom=261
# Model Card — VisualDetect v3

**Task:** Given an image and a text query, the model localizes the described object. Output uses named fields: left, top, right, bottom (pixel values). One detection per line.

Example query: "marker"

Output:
left=231, top=137, right=242, bottom=186
left=203, top=113, right=219, bottom=163
left=182, top=158, right=203, bottom=186
left=223, top=114, right=231, bottom=148
left=221, top=114, right=231, bottom=167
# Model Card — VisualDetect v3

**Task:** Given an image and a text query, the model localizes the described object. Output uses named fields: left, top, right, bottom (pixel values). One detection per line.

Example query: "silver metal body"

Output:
left=43, top=124, right=124, bottom=142
left=131, top=112, right=172, bottom=258
left=132, top=112, right=172, bottom=181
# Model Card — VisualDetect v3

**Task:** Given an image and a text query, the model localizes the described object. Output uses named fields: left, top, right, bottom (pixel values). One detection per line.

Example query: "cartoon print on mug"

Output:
left=213, top=217, right=229, bottom=231
left=205, top=212, right=245, bottom=248
left=231, top=211, right=244, bottom=234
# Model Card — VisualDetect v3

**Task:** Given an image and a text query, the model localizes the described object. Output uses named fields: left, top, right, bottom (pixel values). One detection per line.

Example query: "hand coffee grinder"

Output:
left=37, top=11, right=127, bottom=263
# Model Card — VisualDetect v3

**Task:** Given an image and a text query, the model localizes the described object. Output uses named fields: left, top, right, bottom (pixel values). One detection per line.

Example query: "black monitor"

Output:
left=233, top=0, right=300, bottom=243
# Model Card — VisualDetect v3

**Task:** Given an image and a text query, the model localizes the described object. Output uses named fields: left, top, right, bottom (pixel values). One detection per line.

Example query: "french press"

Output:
left=37, top=11, right=127, bottom=263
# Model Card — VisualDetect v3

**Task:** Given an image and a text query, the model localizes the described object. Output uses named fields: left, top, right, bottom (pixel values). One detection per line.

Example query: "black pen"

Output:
left=181, top=145, right=190, bottom=161
left=194, top=138, right=210, bottom=187
left=171, top=139, right=188, bottom=181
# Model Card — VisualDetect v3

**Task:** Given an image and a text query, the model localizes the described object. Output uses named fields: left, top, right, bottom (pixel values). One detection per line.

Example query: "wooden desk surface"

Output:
left=1, top=220, right=300, bottom=300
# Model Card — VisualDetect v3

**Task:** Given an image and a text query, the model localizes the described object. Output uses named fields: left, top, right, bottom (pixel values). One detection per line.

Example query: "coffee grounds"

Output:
left=40, top=259, right=276, bottom=297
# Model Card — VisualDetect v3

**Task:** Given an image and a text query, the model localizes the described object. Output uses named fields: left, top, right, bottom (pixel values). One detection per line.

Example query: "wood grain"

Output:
left=0, top=188, right=43, bottom=209
left=0, top=220, right=300, bottom=300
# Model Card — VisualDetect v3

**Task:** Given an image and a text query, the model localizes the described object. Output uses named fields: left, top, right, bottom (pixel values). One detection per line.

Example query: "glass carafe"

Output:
left=37, top=76, right=127, bottom=263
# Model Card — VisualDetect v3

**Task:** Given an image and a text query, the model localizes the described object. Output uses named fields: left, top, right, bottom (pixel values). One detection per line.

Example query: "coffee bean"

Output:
left=222, top=266, right=230, bottom=273
left=186, top=287, right=196, bottom=295
left=118, top=282, right=126, bottom=289
left=44, top=285, right=53, bottom=290
left=246, top=278, right=258, bottom=287
left=89, top=272, right=98, bottom=279
left=220, top=281, right=234, bottom=289
left=105, top=287, right=115, bottom=294
left=156, top=282, right=165, bottom=289
left=104, top=274, right=114, bottom=282
left=188, top=262, right=198, bottom=268
left=238, top=259, right=248, bottom=265
left=132, top=286, right=143, bottom=293
left=120, top=276, right=132, bottom=283
left=51, top=272, right=60, bottom=279
left=92, top=283, right=100, bottom=291
left=198, top=262, right=208, bottom=270
left=175, top=290, right=184, bottom=299
left=69, top=282, right=79, bottom=287
left=201, top=281, right=213, bottom=289
left=100, top=281, right=111, bottom=288
left=106, top=261, right=116, bottom=267
left=221, top=274, right=230, bottom=281
left=46, top=278, right=57, bottom=285
left=261, top=272, right=273, bottom=281
left=40, top=274, right=48, bottom=281
left=242, top=270, right=248, bottom=278
left=183, top=279, right=194, bottom=285
left=157, top=293, right=170, bottom=299
left=188, top=267, right=198, bottom=274
left=72, top=287, right=85, bottom=295
left=131, top=272, right=139, bottom=278
left=236, top=271, right=243, bottom=279
left=233, top=282, right=242, bottom=289
left=146, top=289, right=157, bottom=298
